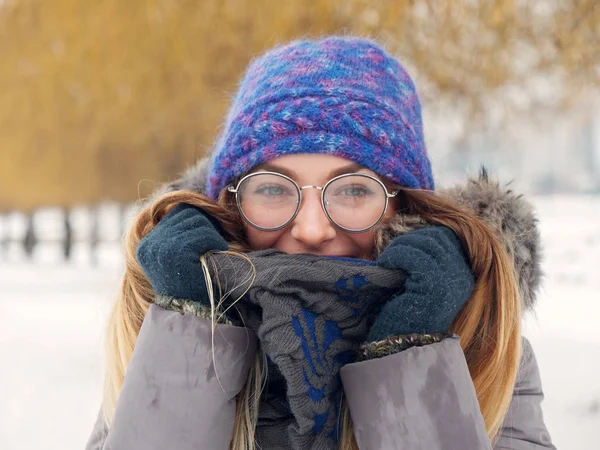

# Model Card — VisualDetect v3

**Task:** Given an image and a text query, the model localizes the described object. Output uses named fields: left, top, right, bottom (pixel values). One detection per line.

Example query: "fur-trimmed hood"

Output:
left=151, top=157, right=543, bottom=312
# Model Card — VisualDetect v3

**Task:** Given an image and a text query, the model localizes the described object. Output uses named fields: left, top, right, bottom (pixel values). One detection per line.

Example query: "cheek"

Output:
left=245, top=225, right=285, bottom=251
left=353, top=204, right=397, bottom=258
left=349, top=231, right=379, bottom=259
left=385, top=197, right=399, bottom=218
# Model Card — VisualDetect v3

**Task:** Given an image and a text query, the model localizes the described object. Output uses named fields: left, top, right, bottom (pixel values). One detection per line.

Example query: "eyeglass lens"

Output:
left=324, top=175, right=387, bottom=230
left=236, top=173, right=388, bottom=231
left=237, top=173, right=299, bottom=229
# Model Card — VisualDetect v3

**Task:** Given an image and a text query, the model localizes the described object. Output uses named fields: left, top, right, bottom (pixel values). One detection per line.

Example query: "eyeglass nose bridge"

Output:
left=298, top=185, right=325, bottom=204
left=297, top=184, right=330, bottom=209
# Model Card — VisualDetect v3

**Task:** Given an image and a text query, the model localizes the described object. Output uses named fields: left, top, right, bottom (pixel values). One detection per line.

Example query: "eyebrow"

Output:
left=255, top=162, right=367, bottom=180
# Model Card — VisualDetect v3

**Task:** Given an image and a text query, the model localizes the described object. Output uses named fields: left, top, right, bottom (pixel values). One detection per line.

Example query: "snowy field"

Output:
left=0, top=195, right=598, bottom=450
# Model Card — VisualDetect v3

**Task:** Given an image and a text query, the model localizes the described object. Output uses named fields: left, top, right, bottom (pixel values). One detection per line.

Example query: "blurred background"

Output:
left=0, top=1, right=598, bottom=449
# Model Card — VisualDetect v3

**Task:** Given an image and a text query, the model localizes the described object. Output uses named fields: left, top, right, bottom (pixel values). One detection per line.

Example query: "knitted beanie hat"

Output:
left=206, top=36, right=434, bottom=200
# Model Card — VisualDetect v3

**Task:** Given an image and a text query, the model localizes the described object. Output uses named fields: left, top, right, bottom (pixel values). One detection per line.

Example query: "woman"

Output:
left=86, top=36, right=555, bottom=449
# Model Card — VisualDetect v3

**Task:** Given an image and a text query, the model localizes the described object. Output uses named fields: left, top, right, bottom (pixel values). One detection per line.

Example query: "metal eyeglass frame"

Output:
left=227, top=171, right=399, bottom=233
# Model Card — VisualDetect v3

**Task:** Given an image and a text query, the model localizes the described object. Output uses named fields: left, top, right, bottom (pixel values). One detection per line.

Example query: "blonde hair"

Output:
left=101, top=184, right=521, bottom=449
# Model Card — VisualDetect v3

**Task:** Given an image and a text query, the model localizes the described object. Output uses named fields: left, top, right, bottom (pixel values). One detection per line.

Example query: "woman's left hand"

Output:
left=367, top=226, right=475, bottom=342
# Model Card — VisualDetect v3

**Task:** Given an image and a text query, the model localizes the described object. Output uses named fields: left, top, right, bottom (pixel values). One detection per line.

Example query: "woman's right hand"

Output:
left=136, top=203, right=228, bottom=306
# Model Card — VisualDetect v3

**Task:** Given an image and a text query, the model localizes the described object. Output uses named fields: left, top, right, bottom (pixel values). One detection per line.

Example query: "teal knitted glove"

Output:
left=136, top=203, right=228, bottom=306
left=367, top=226, right=475, bottom=342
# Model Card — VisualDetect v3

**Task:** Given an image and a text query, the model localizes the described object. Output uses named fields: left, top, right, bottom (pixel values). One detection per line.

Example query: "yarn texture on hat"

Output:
left=206, top=36, right=434, bottom=199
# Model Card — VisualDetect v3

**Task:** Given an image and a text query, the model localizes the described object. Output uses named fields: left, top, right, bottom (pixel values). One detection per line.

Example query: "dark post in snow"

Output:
left=63, top=207, right=72, bottom=261
left=90, top=204, right=98, bottom=267
left=0, top=214, right=5, bottom=260
left=23, top=212, right=36, bottom=259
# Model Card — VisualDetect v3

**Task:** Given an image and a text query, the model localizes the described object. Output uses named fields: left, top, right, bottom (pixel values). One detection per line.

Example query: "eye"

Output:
left=334, top=184, right=375, bottom=197
left=254, top=184, right=294, bottom=197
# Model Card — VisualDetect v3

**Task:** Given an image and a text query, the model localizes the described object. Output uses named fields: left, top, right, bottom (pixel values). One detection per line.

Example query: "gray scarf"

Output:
left=212, top=250, right=405, bottom=450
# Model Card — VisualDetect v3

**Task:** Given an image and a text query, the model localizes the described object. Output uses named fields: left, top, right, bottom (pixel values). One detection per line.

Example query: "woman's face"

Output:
left=238, top=154, right=397, bottom=260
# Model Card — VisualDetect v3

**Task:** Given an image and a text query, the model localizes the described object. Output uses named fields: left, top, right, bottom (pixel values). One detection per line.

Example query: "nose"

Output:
left=290, top=190, right=337, bottom=249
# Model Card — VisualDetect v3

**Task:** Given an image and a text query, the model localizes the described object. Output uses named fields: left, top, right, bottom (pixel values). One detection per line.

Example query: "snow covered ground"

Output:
left=0, top=195, right=598, bottom=450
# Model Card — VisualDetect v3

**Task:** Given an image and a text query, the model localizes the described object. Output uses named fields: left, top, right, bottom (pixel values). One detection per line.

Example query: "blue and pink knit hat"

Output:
left=206, top=36, right=434, bottom=199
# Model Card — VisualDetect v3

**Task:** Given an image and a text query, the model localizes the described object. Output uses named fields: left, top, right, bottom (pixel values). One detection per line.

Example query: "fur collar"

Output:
left=153, top=158, right=542, bottom=312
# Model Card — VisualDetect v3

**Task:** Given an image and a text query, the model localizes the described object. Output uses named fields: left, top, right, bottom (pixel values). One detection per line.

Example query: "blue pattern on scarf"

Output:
left=291, top=272, right=378, bottom=436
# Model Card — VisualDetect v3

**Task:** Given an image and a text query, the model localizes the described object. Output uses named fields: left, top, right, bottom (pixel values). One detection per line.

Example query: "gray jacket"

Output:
left=85, top=304, right=554, bottom=450
left=85, top=162, right=555, bottom=449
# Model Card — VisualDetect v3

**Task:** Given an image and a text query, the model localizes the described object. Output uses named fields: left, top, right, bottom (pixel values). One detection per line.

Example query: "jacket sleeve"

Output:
left=340, top=335, right=556, bottom=450
left=85, top=304, right=257, bottom=450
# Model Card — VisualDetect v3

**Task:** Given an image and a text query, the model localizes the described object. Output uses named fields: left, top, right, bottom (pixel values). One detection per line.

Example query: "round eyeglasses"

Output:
left=227, top=171, right=398, bottom=233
